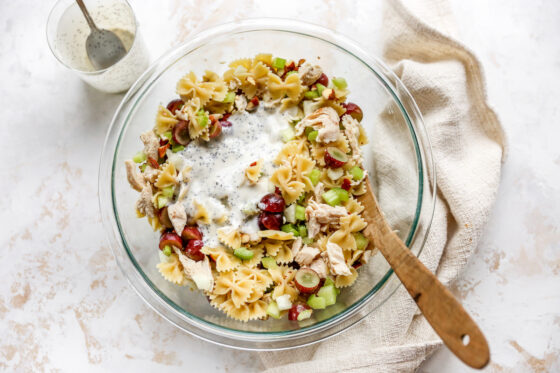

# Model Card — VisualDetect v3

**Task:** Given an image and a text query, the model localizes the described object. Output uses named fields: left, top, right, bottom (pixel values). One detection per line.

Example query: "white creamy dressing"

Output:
left=176, top=107, right=292, bottom=247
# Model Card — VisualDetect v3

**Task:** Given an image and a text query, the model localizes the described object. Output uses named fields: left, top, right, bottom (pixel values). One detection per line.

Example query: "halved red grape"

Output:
left=342, top=102, right=363, bottom=122
left=220, top=120, right=232, bottom=128
left=209, top=121, right=222, bottom=139
left=341, top=178, right=352, bottom=191
left=159, top=232, right=183, bottom=250
left=294, top=268, right=321, bottom=294
left=181, top=226, right=203, bottom=241
left=158, top=207, right=173, bottom=229
left=258, top=212, right=283, bottom=231
left=288, top=303, right=311, bottom=321
left=324, top=147, right=348, bottom=168
left=166, top=99, right=184, bottom=114
left=316, top=73, right=329, bottom=86
left=258, top=193, right=286, bottom=212
left=184, top=239, right=204, bottom=261
left=172, top=120, right=190, bottom=146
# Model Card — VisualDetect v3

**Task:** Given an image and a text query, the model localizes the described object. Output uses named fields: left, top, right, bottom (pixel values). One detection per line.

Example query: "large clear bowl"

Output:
left=99, top=18, right=435, bottom=350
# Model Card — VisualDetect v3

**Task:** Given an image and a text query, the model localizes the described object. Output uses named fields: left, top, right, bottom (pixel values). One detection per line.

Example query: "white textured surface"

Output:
left=0, top=0, right=558, bottom=372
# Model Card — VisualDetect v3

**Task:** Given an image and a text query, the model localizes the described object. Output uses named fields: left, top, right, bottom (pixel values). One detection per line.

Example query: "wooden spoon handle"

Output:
left=360, top=181, right=490, bottom=369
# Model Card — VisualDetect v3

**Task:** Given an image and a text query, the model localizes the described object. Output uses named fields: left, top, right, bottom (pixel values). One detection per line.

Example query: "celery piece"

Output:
left=162, top=131, right=173, bottom=141
left=197, top=110, right=209, bottom=128
left=280, top=127, right=295, bottom=142
left=266, top=301, right=282, bottom=319
left=286, top=70, right=298, bottom=76
left=304, top=90, right=320, bottom=99
left=139, top=163, right=148, bottom=172
left=284, top=204, right=296, bottom=224
left=297, top=192, right=307, bottom=204
left=157, top=196, right=169, bottom=209
left=234, top=247, right=254, bottom=260
left=316, top=83, right=326, bottom=96
left=298, top=225, right=308, bottom=238
left=304, top=127, right=314, bottom=136
left=332, top=77, right=348, bottom=90
left=334, top=187, right=350, bottom=202
left=297, top=309, right=313, bottom=321
left=307, top=130, right=319, bottom=142
left=133, top=151, right=146, bottom=163
left=261, top=257, right=278, bottom=269
left=162, top=245, right=172, bottom=257
left=353, top=232, right=369, bottom=251
left=324, top=277, right=335, bottom=287
left=307, top=294, right=326, bottom=309
left=161, top=186, right=175, bottom=199
left=322, top=190, right=341, bottom=206
left=309, top=168, right=321, bottom=186
left=281, top=223, right=300, bottom=237
left=302, top=237, right=314, bottom=245
left=172, top=144, right=185, bottom=153
left=350, top=166, right=364, bottom=181
left=272, top=57, right=286, bottom=70
left=222, top=91, right=235, bottom=103
left=295, top=205, right=306, bottom=221
left=317, top=285, right=337, bottom=306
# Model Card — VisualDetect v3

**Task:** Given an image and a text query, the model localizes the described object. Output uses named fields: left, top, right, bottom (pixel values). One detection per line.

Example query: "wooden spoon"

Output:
left=357, top=178, right=490, bottom=369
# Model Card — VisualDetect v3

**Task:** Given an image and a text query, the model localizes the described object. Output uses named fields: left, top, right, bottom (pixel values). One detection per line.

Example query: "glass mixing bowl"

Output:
left=99, top=19, right=435, bottom=350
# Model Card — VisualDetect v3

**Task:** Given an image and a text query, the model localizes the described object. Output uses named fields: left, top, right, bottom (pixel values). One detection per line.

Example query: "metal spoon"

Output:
left=76, top=0, right=127, bottom=70
left=357, top=178, right=490, bottom=369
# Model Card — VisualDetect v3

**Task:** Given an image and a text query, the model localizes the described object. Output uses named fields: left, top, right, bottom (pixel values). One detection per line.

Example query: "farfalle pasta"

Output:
left=125, top=54, right=373, bottom=323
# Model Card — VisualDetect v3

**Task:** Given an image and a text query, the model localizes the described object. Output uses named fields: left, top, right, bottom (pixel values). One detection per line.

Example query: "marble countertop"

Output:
left=1, top=0, right=559, bottom=371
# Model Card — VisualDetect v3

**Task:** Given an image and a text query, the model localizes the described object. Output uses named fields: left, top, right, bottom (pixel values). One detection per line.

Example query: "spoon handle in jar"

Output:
left=75, top=0, right=99, bottom=31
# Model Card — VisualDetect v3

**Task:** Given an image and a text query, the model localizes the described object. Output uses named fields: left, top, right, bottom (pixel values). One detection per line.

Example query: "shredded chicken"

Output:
left=136, top=184, right=155, bottom=218
left=342, top=115, right=363, bottom=163
left=140, top=131, right=159, bottom=160
left=174, top=248, right=214, bottom=291
left=235, top=94, right=247, bottom=111
left=167, top=202, right=187, bottom=235
left=305, top=200, right=347, bottom=238
left=325, top=241, right=352, bottom=276
left=142, top=165, right=160, bottom=183
left=298, top=63, right=323, bottom=86
left=125, top=160, right=145, bottom=192
left=294, top=245, right=321, bottom=266
left=296, top=107, right=340, bottom=144
left=308, top=257, right=328, bottom=278
left=312, top=182, right=325, bottom=200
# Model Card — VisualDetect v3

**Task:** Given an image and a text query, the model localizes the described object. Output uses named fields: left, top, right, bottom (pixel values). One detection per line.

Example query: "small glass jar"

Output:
left=46, top=0, right=150, bottom=93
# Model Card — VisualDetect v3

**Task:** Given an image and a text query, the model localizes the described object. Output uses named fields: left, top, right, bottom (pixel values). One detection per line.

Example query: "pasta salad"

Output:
left=125, top=54, right=372, bottom=323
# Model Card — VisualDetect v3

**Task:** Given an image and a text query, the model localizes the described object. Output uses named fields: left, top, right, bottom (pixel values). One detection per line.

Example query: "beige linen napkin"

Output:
left=259, top=0, right=505, bottom=371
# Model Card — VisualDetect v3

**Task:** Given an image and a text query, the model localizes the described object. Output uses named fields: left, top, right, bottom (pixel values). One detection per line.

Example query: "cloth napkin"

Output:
left=258, top=0, right=505, bottom=371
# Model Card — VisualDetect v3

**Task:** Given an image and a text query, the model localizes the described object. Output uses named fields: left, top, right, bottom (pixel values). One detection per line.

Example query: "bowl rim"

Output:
left=99, top=17, right=436, bottom=349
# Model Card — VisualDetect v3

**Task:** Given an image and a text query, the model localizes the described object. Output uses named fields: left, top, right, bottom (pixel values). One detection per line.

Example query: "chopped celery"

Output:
left=309, top=168, right=321, bottom=186
left=298, top=225, right=308, bottom=238
left=307, top=294, right=326, bottom=309
left=286, top=70, right=298, bottom=76
left=350, top=166, right=365, bottom=181
left=281, top=223, right=300, bottom=237
left=307, top=130, right=319, bottom=142
left=317, top=285, right=337, bottom=306
left=266, top=301, right=282, bottom=319
left=234, top=247, right=254, bottom=260
left=302, top=237, right=314, bottom=245
left=162, top=131, right=173, bottom=141
left=304, top=90, right=320, bottom=99
left=304, top=127, right=314, bottom=136
left=261, top=257, right=278, bottom=269
left=297, top=192, right=307, bottom=204
left=284, top=204, right=296, bottom=224
left=322, top=188, right=349, bottom=206
left=133, top=151, right=146, bottom=163
left=324, top=277, right=335, bottom=287
left=139, top=163, right=148, bottom=172
left=161, top=186, right=175, bottom=199
left=297, top=309, right=313, bottom=321
left=162, top=245, right=172, bottom=257
left=280, top=127, right=295, bottom=142
left=295, top=205, right=306, bottom=221
left=316, top=83, right=326, bottom=96
left=272, top=57, right=286, bottom=70
left=222, top=91, right=235, bottom=103
left=172, top=144, right=185, bottom=153
left=197, top=110, right=209, bottom=128
left=353, top=232, right=369, bottom=251
left=332, top=77, right=348, bottom=89
left=157, top=195, right=169, bottom=209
